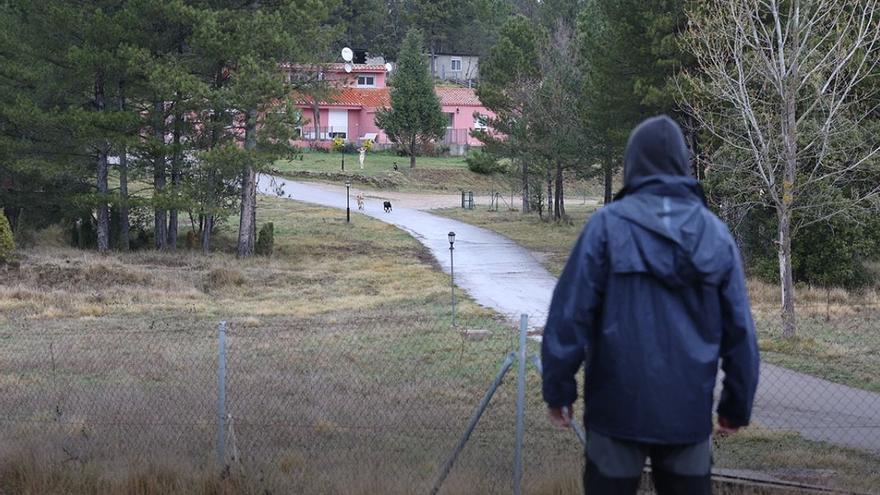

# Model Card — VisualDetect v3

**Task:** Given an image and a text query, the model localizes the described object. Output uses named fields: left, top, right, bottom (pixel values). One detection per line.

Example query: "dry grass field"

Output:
left=2, top=195, right=878, bottom=493
left=0, top=195, right=585, bottom=494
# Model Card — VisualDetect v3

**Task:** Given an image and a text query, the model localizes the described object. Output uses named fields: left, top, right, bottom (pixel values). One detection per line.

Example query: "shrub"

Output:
left=204, top=268, right=246, bottom=291
left=736, top=207, right=879, bottom=289
left=185, top=230, right=199, bottom=250
left=0, top=213, right=15, bottom=264
left=71, top=218, right=97, bottom=249
left=255, top=222, right=274, bottom=256
left=331, top=137, right=345, bottom=152
left=362, top=138, right=374, bottom=151
left=466, top=150, right=505, bottom=174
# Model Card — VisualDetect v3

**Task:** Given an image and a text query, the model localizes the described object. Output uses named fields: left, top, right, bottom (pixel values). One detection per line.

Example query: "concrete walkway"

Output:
left=257, top=175, right=880, bottom=456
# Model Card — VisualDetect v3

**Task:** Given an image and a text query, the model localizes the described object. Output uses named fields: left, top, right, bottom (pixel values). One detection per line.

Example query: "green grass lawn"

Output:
left=271, top=150, right=513, bottom=193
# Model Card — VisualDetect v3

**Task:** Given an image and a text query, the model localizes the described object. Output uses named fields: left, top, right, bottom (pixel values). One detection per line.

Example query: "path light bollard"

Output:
left=449, top=231, right=456, bottom=326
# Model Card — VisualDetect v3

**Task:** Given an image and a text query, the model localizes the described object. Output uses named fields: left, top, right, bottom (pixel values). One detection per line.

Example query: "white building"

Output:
left=428, top=53, right=479, bottom=84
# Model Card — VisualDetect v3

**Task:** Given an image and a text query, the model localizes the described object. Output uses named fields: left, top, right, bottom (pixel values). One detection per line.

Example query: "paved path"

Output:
left=258, top=175, right=880, bottom=455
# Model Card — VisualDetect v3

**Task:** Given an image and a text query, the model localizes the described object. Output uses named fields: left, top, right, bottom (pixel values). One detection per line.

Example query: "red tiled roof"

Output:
left=436, top=87, right=483, bottom=106
left=333, top=88, right=391, bottom=107
left=291, top=87, right=483, bottom=108
left=292, top=88, right=390, bottom=107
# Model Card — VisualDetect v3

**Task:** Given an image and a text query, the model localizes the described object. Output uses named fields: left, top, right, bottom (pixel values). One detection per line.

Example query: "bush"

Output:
left=362, top=138, right=374, bottom=151
left=736, top=207, right=880, bottom=289
left=204, top=268, right=246, bottom=291
left=255, top=222, right=274, bottom=256
left=0, top=213, right=15, bottom=264
left=331, top=137, right=345, bottom=152
left=185, top=230, right=199, bottom=250
left=465, top=150, right=505, bottom=174
left=71, top=217, right=97, bottom=249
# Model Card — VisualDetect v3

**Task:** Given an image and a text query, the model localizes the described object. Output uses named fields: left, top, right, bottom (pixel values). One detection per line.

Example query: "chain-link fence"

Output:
left=1, top=305, right=879, bottom=494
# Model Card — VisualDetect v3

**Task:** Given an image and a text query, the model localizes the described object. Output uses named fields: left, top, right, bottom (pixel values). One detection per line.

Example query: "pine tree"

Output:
left=577, top=0, right=692, bottom=202
left=475, top=15, right=543, bottom=212
left=375, top=29, right=446, bottom=169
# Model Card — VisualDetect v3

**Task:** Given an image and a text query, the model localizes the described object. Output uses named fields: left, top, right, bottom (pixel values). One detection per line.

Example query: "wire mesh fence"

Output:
left=1, top=305, right=879, bottom=493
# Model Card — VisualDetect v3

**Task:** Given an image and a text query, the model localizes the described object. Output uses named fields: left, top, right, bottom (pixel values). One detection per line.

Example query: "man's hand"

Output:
left=715, top=416, right=740, bottom=436
left=548, top=406, right=573, bottom=428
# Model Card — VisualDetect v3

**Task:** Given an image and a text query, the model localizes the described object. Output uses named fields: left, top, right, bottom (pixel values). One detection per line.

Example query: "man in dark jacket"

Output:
left=541, top=116, right=760, bottom=495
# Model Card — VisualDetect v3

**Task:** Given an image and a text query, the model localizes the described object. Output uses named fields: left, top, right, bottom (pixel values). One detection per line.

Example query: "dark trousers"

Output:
left=583, top=430, right=711, bottom=495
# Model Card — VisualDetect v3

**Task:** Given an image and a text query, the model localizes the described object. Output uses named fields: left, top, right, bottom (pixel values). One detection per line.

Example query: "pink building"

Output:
left=286, top=63, right=494, bottom=153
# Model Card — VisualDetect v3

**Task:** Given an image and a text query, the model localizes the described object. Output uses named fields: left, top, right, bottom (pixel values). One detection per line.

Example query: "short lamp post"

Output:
left=448, top=231, right=456, bottom=326
left=345, top=181, right=351, bottom=223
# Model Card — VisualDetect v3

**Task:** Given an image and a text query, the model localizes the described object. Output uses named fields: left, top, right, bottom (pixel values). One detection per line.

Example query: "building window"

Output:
left=356, top=75, right=375, bottom=87
left=445, top=112, right=455, bottom=128
left=450, top=58, right=462, bottom=72
left=473, top=114, right=488, bottom=130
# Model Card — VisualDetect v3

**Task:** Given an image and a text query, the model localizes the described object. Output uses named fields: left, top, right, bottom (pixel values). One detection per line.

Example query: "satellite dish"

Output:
left=344, top=62, right=353, bottom=73
left=385, top=62, right=393, bottom=72
left=341, top=47, right=353, bottom=62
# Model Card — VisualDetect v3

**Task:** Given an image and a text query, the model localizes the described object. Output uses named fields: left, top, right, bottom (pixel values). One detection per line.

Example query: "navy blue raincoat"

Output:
left=541, top=116, right=760, bottom=444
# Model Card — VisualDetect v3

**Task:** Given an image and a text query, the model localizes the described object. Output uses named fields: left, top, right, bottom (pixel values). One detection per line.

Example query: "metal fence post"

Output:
left=514, top=314, right=527, bottom=495
left=217, top=321, right=227, bottom=468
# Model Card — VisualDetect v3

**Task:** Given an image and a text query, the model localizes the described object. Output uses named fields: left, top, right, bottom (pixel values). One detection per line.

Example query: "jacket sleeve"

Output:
left=541, top=212, right=608, bottom=408
left=717, top=246, right=761, bottom=427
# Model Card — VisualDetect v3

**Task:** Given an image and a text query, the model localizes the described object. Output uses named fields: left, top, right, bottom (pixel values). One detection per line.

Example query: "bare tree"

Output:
left=680, top=0, right=880, bottom=337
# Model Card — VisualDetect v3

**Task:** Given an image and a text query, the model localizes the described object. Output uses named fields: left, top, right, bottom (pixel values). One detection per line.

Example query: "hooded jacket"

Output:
left=541, top=116, right=760, bottom=444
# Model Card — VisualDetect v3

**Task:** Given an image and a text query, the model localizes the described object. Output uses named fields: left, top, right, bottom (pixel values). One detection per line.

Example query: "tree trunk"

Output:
left=237, top=108, right=258, bottom=258
left=521, top=160, right=530, bottom=214
left=311, top=102, right=321, bottom=143
left=555, top=162, right=565, bottom=220
left=167, top=107, right=182, bottom=250
left=686, top=114, right=703, bottom=180
left=153, top=99, right=167, bottom=250
left=546, top=166, right=553, bottom=220
left=430, top=39, right=436, bottom=78
left=603, top=158, right=613, bottom=204
left=779, top=2, right=799, bottom=338
left=95, top=73, right=110, bottom=253
left=778, top=208, right=796, bottom=338
left=117, top=82, right=130, bottom=251
left=410, top=135, right=417, bottom=168
left=202, top=214, right=213, bottom=254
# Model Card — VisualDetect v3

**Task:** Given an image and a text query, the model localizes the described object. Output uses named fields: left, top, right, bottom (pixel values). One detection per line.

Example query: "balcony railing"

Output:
left=296, top=126, right=349, bottom=141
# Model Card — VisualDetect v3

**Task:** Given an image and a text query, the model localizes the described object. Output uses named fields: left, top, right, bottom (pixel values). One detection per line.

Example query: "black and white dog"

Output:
left=383, top=200, right=393, bottom=213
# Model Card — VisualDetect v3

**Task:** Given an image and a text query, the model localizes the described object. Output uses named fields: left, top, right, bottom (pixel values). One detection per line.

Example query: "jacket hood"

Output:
left=608, top=175, right=728, bottom=288
left=623, top=115, right=692, bottom=187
